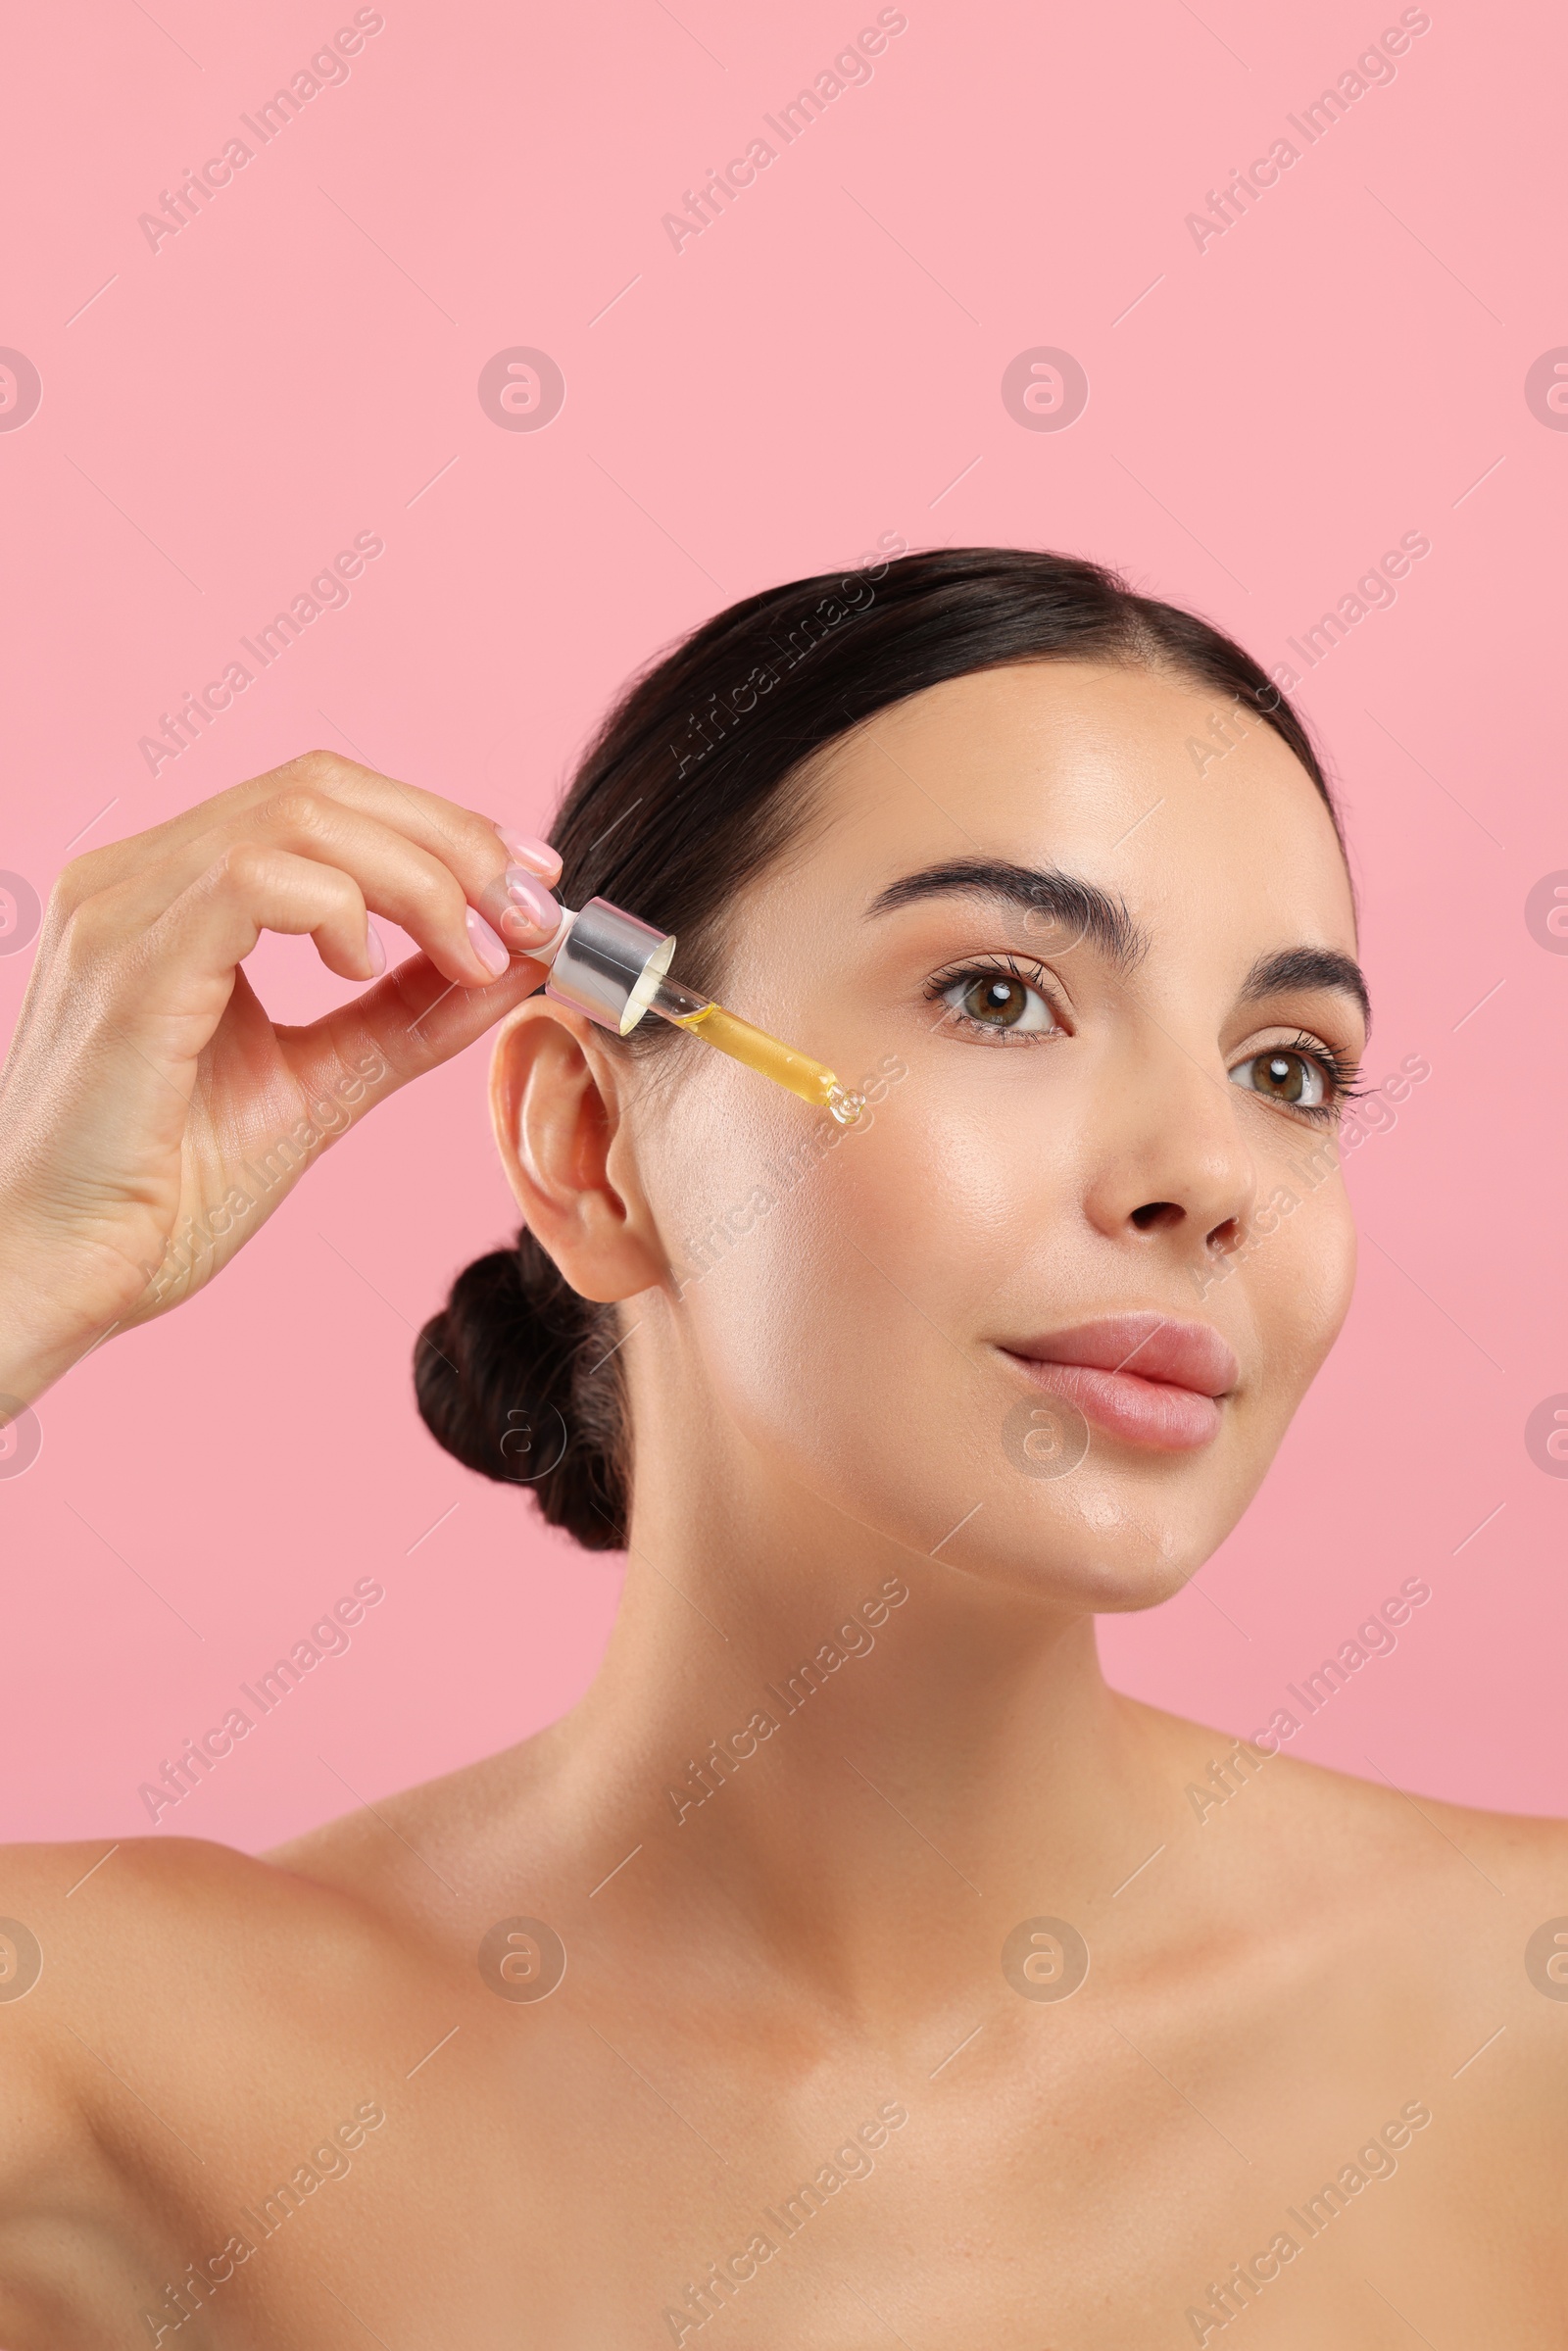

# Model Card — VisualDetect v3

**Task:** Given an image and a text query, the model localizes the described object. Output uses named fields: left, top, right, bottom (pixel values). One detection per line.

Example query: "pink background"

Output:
left=2, top=0, right=1564, bottom=1848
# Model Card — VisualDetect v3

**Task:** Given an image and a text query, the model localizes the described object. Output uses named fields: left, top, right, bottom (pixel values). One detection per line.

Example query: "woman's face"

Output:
left=619, top=658, right=1366, bottom=1607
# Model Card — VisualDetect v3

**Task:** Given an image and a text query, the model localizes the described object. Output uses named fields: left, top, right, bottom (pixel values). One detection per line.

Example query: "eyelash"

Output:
left=923, top=965, right=1365, bottom=1122
left=923, top=955, right=1066, bottom=1044
left=1250, top=1032, right=1366, bottom=1125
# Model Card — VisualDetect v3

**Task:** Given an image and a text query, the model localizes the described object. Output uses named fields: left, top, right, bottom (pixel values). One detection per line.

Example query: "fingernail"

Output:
left=465, top=906, right=512, bottom=978
left=497, top=864, right=560, bottom=943
left=365, top=922, right=386, bottom=977
left=494, top=824, right=562, bottom=883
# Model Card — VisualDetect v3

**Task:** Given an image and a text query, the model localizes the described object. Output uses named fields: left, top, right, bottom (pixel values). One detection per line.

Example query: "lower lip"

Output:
left=1004, top=1356, right=1223, bottom=1450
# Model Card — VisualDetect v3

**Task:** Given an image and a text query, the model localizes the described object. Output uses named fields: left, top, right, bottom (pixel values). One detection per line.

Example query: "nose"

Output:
left=1081, top=1036, right=1258, bottom=1270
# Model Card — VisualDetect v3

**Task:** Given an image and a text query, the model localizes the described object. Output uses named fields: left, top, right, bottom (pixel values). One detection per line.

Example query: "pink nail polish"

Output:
left=494, top=824, right=562, bottom=883
left=465, top=906, right=512, bottom=978
left=365, top=922, right=386, bottom=977
left=499, top=864, right=560, bottom=938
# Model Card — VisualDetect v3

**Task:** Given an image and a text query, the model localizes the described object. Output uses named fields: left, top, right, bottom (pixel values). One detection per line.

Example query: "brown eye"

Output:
left=1230, top=1048, right=1327, bottom=1108
left=940, top=963, right=1062, bottom=1039
left=940, top=968, right=1057, bottom=1036
left=965, top=975, right=1029, bottom=1025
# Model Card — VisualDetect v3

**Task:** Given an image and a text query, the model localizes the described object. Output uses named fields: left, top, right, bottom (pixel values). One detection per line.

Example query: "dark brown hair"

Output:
left=415, top=545, right=1335, bottom=1548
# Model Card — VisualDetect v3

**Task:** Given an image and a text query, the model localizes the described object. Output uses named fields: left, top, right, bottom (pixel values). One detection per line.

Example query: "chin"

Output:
left=1071, top=1549, right=1208, bottom=1615
left=961, top=1416, right=1273, bottom=1613
left=944, top=1520, right=1217, bottom=1614
left=730, top=1368, right=1263, bottom=1612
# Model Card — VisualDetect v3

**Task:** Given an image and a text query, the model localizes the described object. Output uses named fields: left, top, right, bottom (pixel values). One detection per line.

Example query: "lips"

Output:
left=1000, top=1312, right=1239, bottom=1452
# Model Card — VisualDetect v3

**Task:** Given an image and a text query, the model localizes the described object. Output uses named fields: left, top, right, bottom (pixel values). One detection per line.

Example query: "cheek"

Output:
left=677, top=1097, right=942, bottom=1404
left=664, top=1083, right=1062, bottom=1522
left=1244, top=1184, right=1356, bottom=1405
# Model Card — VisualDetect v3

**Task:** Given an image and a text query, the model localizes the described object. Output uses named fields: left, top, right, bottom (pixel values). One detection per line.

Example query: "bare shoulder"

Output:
left=0, top=1835, right=408, bottom=2303
left=0, top=1830, right=407, bottom=2061
left=1147, top=1695, right=1568, bottom=1885
left=0, top=1830, right=426, bottom=2139
left=1230, top=1725, right=1568, bottom=1898
left=1144, top=1702, right=1568, bottom=2113
left=267, top=1721, right=567, bottom=1922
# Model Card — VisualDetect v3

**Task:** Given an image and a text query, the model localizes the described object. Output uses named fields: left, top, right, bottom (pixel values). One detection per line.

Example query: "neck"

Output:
left=552, top=1434, right=1175, bottom=2024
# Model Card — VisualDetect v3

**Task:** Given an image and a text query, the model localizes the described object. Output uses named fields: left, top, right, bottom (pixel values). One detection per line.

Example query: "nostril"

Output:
left=1207, top=1216, right=1241, bottom=1253
left=1131, top=1200, right=1183, bottom=1233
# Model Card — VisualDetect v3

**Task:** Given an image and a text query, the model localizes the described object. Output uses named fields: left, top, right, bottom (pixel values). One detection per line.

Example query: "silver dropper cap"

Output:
left=543, top=897, right=677, bottom=1036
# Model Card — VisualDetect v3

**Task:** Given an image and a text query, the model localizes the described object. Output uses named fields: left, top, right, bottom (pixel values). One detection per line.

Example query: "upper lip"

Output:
left=1002, top=1312, right=1239, bottom=1397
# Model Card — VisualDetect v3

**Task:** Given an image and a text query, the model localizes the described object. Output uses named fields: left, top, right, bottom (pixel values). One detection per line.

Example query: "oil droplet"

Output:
left=827, top=1087, right=865, bottom=1127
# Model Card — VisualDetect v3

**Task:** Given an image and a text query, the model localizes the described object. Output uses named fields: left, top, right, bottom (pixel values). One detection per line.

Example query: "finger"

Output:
left=278, top=948, right=548, bottom=1114
left=142, top=843, right=386, bottom=995
left=494, top=827, right=563, bottom=887
left=244, top=788, right=564, bottom=970
left=274, top=752, right=557, bottom=935
left=63, top=753, right=563, bottom=951
left=93, top=793, right=556, bottom=988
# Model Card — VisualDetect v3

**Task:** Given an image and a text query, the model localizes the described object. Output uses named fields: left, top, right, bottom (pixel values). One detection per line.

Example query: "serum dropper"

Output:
left=520, top=896, right=864, bottom=1125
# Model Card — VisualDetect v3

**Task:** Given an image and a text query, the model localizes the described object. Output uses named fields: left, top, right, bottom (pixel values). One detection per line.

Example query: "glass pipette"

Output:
left=518, top=894, right=864, bottom=1126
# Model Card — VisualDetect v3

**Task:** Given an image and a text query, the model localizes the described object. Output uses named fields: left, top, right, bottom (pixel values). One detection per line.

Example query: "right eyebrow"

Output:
left=863, top=857, right=1147, bottom=972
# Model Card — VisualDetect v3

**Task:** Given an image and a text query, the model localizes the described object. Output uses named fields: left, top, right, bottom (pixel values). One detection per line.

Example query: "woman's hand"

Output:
left=0, top=752, right=564, bottom=1406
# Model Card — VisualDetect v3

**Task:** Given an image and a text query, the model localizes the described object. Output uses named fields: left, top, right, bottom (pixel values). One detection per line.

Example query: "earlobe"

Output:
left=488, top=1001, right=664, bottom=1304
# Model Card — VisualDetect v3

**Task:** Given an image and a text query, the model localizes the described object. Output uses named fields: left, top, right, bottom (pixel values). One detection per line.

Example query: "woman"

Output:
left=0, top=548, right=1561, bottom=2345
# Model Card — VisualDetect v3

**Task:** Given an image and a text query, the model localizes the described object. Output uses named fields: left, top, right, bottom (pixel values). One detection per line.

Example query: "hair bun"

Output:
left=414, top=1229, right=627, bottom=1550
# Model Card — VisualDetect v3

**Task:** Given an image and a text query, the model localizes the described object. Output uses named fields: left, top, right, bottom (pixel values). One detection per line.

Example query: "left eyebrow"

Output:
left=1240, top=947, right=1372, bottom=1035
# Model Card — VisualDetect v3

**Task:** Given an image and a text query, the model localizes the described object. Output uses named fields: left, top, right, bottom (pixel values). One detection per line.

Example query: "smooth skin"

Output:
left=0, top=690, right=1563, bottom=2349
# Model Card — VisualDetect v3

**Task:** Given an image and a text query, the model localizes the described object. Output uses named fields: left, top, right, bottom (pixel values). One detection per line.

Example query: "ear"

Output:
left=489, top=999, right=666, bottom=1303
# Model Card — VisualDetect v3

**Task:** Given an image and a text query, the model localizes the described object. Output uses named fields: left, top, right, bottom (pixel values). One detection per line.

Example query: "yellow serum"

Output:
left=672, top=1003, right=863, bottom=1124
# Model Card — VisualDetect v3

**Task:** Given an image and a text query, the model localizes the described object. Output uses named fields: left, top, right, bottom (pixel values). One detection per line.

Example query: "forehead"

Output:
left=774, top=659, right=1356, bottom=956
